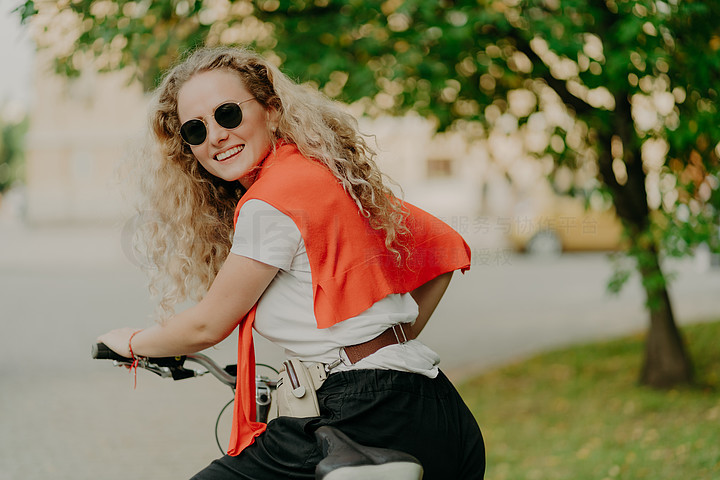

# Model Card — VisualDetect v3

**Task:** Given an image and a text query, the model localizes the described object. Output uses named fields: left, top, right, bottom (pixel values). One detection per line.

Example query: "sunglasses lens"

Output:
left=180, top=119, right=207, bottom=146
left=214, top=103, right=243, bottom=129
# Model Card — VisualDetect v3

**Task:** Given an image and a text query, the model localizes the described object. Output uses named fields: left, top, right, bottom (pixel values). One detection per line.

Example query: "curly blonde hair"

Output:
left=136, top=46, right=408, bottom=319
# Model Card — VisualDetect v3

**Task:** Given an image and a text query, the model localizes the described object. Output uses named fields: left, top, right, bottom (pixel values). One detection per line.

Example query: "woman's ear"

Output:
left=267, top=107, right=280, bottom=128
left=267, top=108, right=281, bottom=134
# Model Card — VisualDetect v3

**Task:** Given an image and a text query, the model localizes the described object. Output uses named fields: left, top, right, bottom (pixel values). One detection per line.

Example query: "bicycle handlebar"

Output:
left=91, top=342, right=236, bottom=386
left=91, top=342, right=137, bottom=362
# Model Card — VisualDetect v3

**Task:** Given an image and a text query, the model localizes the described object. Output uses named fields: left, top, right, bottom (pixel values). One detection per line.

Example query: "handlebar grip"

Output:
left=92, top=343, right=132, bottom=362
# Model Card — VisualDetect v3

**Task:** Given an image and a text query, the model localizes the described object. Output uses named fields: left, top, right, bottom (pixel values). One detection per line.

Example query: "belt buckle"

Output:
left=391, top=324, right=408, bottom=344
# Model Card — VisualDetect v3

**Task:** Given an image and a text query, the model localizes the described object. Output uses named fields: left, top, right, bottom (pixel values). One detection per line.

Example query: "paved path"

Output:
left=1, top=223, right=718, bottom=479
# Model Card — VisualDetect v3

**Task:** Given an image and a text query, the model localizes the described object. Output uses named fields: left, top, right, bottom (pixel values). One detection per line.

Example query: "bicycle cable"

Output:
left=257, top=363, right=279, bottom=374
left=214, top=398, right=235, bottom=454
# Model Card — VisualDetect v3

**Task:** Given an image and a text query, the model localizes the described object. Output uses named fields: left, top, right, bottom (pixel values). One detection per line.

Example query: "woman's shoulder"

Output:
left=264, top=144, right=332, bottom=182
left=252, top=145, right=341, bottom=199
left=234, top=144, right=345, bottom=224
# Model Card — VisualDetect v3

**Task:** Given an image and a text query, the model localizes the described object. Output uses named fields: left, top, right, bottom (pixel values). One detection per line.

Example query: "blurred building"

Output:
left=361, top=115, right=484, bottom=216
left=24, top=56, right=148, bottom=225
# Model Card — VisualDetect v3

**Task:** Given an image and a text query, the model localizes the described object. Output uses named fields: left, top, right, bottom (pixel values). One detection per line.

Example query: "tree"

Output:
left=18, top=0, right=720, bottom=388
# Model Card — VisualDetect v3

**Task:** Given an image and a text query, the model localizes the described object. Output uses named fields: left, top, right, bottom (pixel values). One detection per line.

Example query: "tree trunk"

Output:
left=594, top=92, right=694, bottom=389
left=637, top=245, right=694, bottom=388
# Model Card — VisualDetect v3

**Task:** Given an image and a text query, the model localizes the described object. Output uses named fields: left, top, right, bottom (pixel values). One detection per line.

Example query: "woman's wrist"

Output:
left=128, top=329, right=144, bottom=360
left=97, top=327, right=143, bottom=358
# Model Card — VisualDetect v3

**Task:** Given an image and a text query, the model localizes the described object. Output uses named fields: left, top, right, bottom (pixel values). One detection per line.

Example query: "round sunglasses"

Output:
left=180, top=98, right=255, bottom=146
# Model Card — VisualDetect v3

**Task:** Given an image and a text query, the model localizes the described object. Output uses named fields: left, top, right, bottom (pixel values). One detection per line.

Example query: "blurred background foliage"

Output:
left=15, top=0, right=720, bottom=387
left=0, top=111, right=28, bottom=193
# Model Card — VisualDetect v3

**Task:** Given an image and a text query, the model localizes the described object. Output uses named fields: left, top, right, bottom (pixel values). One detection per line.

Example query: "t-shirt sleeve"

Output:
left=230, top=199, right=302, bottom=271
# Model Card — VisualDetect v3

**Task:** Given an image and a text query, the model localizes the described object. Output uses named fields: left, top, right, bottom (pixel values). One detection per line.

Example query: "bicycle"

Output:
left=91, top=343, right=424, bottom=479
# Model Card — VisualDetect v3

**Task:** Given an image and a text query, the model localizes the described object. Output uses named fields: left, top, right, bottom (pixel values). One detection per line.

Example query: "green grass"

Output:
left=459, top=320, right=720, bottom=480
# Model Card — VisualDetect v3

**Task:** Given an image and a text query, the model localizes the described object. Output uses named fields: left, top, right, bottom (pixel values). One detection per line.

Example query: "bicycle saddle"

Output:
left=314, top=426, right=423, bottom=480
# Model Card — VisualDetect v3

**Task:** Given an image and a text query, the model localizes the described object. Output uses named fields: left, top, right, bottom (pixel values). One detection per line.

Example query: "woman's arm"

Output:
left=97, top=253, right=279, bottom=357
left=408, top=271, right=453, bottom=339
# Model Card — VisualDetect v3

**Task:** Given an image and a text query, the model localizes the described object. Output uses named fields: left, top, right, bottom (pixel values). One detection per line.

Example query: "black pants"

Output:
left=191, top=369, right=485, bottom=479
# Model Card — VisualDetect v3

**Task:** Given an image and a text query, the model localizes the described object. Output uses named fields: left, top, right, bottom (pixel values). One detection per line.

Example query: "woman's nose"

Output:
left=207, top=119, right=229, bottom=145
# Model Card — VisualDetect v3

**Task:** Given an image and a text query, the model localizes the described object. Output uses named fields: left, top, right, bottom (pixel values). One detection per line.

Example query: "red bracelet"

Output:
left=128, top=329, right=143, bottom=389
left=128, top=329, right=143, bottom=359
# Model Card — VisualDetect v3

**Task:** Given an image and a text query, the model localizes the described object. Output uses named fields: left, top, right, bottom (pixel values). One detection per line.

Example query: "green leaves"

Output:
left=0, top=113, right=28, bottom=193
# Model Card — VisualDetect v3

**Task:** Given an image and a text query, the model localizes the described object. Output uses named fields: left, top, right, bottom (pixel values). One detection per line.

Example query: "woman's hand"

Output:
left=97, top=327, right=141, bottom=358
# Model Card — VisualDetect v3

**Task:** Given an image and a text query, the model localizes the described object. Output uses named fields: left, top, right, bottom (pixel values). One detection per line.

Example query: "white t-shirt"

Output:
left=230, top=199, right=440, bottom=378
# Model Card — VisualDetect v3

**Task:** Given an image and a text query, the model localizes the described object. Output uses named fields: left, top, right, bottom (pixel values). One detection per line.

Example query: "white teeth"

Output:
left=216, top=145, right=244, bottom=161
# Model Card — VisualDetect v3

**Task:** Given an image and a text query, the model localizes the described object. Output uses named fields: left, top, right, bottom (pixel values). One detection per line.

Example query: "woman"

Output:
left=99, top=46, right=484, bottom=479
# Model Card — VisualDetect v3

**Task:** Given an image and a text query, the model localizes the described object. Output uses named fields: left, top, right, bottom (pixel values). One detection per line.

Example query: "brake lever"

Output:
left=111, top=357, right=200, bottom=380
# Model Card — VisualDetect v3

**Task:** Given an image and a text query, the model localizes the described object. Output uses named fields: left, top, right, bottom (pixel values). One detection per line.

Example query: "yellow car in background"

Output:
left=509, top=195, right=625, bottom=255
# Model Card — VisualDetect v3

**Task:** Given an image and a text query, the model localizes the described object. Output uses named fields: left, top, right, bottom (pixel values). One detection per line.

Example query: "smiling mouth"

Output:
left=216, top=145, right=244, bottom=161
